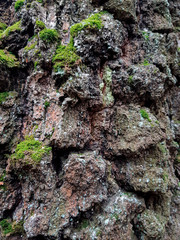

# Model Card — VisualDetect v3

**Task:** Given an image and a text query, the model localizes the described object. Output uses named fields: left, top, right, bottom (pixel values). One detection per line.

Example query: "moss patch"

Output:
left=11, top=136, right=52, bottom=165
left=15, top=0, right=25, bottom=12
left=0, top=21, right=21, bottom=40
left=70, top=12, right=104, bottom=38
left=52, top=39, right=80, bottom=71
left=77, top=219, right=89, bottom=231
left=53, top=12, right=105, bottom=70
left=39, top=28, right=58, bottom=43
left=24, top=40, right=37, bottom=52
left=35, top=20, right=46, bottom=30
left=0, top=22, right=7, bottom=31
left=0, top=49, right=19, bottom=68
left=0, top=219, right=25, bottom=236
left=140, top=109, right=151, bottom=122
left=0, top=91, right=17, bottom=104
left=0, top=92, right=9, bottom=104
left=0, top=219, right=13, bottom=235
left=44, top=101, right=50, bottom=109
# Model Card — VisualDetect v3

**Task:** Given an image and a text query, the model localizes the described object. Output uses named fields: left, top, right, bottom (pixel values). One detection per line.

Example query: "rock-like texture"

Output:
left=0, top=0, right=179, bottom=240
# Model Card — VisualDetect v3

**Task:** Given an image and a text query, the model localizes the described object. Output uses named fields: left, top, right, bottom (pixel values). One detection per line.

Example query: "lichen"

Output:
left=100, top=66, right=114, bottom=106
left=0, top=50, right=19, bottom=68
left=11, top=136, right=52, bottom=165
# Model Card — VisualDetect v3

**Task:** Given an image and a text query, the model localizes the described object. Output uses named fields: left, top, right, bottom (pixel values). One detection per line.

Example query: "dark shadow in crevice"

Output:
left=29, top=235, right=55, bottom=240
left=51, top=146, right=78, bottom=175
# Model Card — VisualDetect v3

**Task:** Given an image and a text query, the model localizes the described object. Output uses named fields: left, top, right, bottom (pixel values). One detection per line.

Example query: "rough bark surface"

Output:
left=0, top=0, right=179, bottom=239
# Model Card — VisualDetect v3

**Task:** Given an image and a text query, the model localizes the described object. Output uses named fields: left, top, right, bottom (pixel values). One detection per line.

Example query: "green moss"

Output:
left=0, top=219, right=13, bottom=235
left=0, top=219, right=25, bottom=236
left=176, top=154, right=180, bottom=163
left=70, top=12, right=104, bottom=38
left=111, top=213, right=119, bottom=221
left=15, top=0, right=25, bottom=12
left=162, top=172, right=168, bottom=183
left=53, top=41, right=80, bottom=70
left=0, top=50, right=19, bottom=68
left=44, top=101, right=50, bottom=109
left=34, top=61, right=38, bottom=70
left=96, top=229, right=102, bottom=237
left=0, top=21, right=21, bottom=39
left=24, top=41, right=37, bottom=52
left=11, top=136, right=52, bottom=164
left=12, top=220, right=25, bottom=235
left=39, top=28, right=58, bottom=43
left=34, top=125, right=39, bottom=131
left=140, top=109, right=151, bottom=122
left=35, top=20, right=46, bottom=30
left=142, top=59, right=150, bottom=66
left=142, top=31, right=149, bottom=41
left=158, top=142, right=167, bottom=154
left=128, top=75, right=133, bottom=84
left=77, top=219, right=89, bottom=230
left=0, top=22, right=7, bottom=31
left=53, top=12, right=105, bottom=70
left=0, top=92, right=9, bottom=104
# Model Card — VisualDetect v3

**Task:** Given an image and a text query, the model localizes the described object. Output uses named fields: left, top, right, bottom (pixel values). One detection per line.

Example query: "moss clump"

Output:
left=0, top=49, right=19, bottom=68
left=70, top=12, right=104, bottom=38
left=15, top=0, right=25, bottom=12
left=53, top=12, right=105, bottom=70
left=44, top=101, right=50, bottom=109
left=34, top=61, right=38, bottom=70
left=0, top=92, right=9, bottom=104
left=24, top=41, right=37, bottom=52
left=39, top=29, right=58, bottom=43
left=0, top=91, right=17, bottom=104
left=52, top=40, right=80, bottom=71
left=140, top=109, right=151, bottom=122
left=128, top=75, right=133, bottom=84
left=35, top=20, right=46, bottom=30
left=0, top=219, right=13, bottom=235
left=77, top=219, right=89, bottom=230
left=11, top=136, right=52, bottom=164
left=0, top=22, right=7, bottom=32
left=0, top=21, right=21, bottom=39
left=0, top=219, right=25, bottom=236
left=143, top=59, right=150, bottom=66
left=12, top=220, right=25, bottom=235
left=142, top=31, right=149, bottom=41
